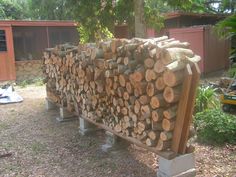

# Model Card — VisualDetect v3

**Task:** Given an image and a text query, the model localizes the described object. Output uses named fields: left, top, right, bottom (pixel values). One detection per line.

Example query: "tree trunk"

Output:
left=134, top=0, right=146, bottom=38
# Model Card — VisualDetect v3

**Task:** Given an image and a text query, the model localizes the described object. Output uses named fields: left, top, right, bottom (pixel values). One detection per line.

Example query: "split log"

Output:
left=145, top=69, right=157, bottom=82
left=163, top=86, right=182, bottom=103
left=139, top=95, right=151, bottom=105
left=144, top=58, right=155, bottom=68
left=161, top=48, right=194, bottom=65
left=163, top=105, right=178, bottom=119
left=154, top=60, right=165, bottom=74
left=151, top=109, right=164, bottom=122
left=163, top=70, right=184, bottom=87
left=146, top=138, right=157, bottom=147
left=160, top=131, right=173, bottom=141
left=162, top=119, right=175, bottom=131
left=150, top=94, right=166, bottom=109
left=146, top=83, right=155, bottom=97
left=156, top=140, right=171, bottom=151
left=155, top=77, right=165, bottom=91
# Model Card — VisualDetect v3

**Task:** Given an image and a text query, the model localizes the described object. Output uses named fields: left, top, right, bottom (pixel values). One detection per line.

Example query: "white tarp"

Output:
left=0, top=86, right=23, bottom=104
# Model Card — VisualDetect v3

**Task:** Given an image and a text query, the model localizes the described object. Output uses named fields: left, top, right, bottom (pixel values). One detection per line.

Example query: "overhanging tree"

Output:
left=0, top=0, right=28, bottom=19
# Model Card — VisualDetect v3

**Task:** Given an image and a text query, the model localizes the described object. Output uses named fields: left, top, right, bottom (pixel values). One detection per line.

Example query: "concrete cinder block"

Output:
left=59, top=107, right=73, bottom=119
left=157, top=153, right=196, bottom=177
left=79, top=117, right=97, bottom=135
left=101, top=131, right=129, bottom=152
left=45, top=98, right=57, bottom=110
left=105, top=131, right=118, bottom=145
left=56, top=107, right=76, bottom=122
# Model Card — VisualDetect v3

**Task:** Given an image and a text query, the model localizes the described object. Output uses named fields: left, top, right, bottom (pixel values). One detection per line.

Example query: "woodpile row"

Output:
left=43, top=36, right=200, bottom=154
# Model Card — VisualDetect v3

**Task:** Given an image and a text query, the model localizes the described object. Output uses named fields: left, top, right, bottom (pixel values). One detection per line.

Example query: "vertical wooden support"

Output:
left=178, top=63, right=200, bottom=153
left=46, top=26, right=50, bottom=48
left=171, top=64, right=192, bottom=153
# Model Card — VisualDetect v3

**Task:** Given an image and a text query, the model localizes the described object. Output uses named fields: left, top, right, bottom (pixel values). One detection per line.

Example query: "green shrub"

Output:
left=195, top=85, right=220, bottom=113
left=78, top=25, right=90, bottom=44
left=17, top=78, right=44, bottom=88
left=194, top=109, right=236, bottom=144
left=33, top=78, right=44, bottom=86
left=18, top=79, right=31, bottom=88
left=228, top=66, right=236, bottom=78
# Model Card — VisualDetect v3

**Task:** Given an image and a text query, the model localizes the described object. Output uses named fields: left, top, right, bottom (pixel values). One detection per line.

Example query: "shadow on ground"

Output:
left=0, top=86, right=157, bottom=177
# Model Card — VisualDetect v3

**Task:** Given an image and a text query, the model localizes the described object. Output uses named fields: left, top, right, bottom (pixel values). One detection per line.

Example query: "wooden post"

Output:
left=178, top=63, right=200, bottom=153
left=171, top=64, right=192, bottom=153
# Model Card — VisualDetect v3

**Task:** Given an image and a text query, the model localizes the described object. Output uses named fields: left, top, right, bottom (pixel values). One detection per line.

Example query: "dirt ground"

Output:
left=0, top=85, right=235, bottom=177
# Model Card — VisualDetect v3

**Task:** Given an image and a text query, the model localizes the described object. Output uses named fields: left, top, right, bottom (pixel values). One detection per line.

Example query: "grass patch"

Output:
left=17, top=78, right=44, bottom=88
left=4, top=164, right=21, bottom=173
left=0, top=122, right=9, bottom=130
left=30, top=141, right=47, bottom=154
left=1, top=142, right=14, bottom=149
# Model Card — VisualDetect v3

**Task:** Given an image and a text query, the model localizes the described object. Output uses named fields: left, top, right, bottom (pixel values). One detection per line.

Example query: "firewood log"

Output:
left=144, top=58, right=155, bottom=68
left=139, top=95, right=151, bottom=105
left=163, top=69, right=184, bottom=87
left=146, top=83, right=155, bottom=97
left=163, top=105, right=178, bottom=119
left=148, top=130, right=160, bottom=140
left=161, top=48, right=194, bottom=65
left=145, top=69, right=157, bottom=82
left=146, top=138, right=157, bottom=147
left=156, top=139, right=171, bottom=151
left=160, top=131, right=173, bottom=141
left=150, top=94, right=166, bottom=109
left=154, top=60, right=165, bottom=74
left=130, top=66, right=145, bottom=82
left=151, top=109, right=164, bottom=122
left=155, top=76, right=165, bottom=91
left=162, top=118, right=175, bottom=131
left=163, top=86, right=182, bottom=103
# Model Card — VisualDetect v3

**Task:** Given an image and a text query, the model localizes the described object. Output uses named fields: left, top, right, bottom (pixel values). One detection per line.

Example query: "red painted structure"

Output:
left=0, top=20, right=79, bottom=81
left=114, top=24, right=129, bottom=38
left=145, top=12, right=230, bottom=74
left=163, top=12, right=226, bottom=29
left=168, top=26, right=230, bottom=74
left=0, top=26, right=15, bottom=81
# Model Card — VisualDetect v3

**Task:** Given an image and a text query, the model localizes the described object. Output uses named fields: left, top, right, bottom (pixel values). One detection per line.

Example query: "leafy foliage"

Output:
left=216, top=14, right=236, bottom=39
left=166, top=0, right=236, bottom=13
left=1, top=0, right=235, bottom=42
left=65, top=0, right=115, bottom=42
left=216, top=14, right=236, bottom=63
left=166, top=0, right=205, bottom=12
left=144, top=0, right=167, bottom=31
left=17, top=78, right=44, bottom=88
left=227, top=63, right=236, bottom=77
left=194, top=108, right=236, bottom=144
left=0, top=0, right=28, bottom=19
left=195, top=85, right=220, bottom=113
left=204, top=0, right=236, bottom=13
left=27, top=0, right=73, bottom=20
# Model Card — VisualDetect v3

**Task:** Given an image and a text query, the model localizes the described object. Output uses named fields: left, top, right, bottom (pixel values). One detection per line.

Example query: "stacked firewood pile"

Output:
left=43, top=37, right=200, bottom=153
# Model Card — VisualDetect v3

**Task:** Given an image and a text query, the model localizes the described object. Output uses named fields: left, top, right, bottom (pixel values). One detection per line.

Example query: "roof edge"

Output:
left=0, top=20, right=78, bottom=27
left=164, top=12, right=229, bottom=20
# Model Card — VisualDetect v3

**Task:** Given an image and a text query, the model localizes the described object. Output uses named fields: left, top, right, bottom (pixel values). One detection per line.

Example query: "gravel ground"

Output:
left=0, top=85, right=235, bottom=177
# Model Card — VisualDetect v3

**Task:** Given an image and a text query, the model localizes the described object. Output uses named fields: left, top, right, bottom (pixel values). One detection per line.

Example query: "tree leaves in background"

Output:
left=0, top=0, right=28, bottom=19
left=216, top=14, right=236, bottom=61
